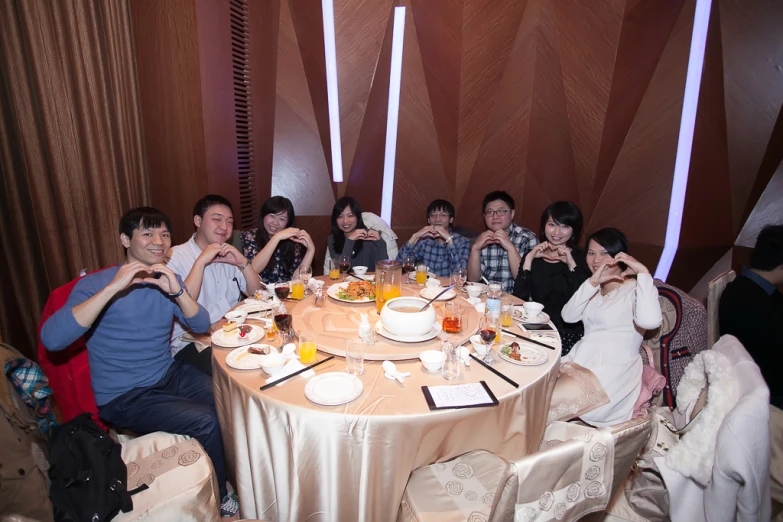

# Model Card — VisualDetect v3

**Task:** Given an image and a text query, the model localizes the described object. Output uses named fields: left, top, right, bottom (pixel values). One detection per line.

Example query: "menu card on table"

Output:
left=422, top=381, right=499, bottom=410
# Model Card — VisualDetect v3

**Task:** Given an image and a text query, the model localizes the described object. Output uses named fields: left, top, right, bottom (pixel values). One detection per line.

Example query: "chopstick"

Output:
left=259, top=356, right=335, bottom=391
left=469, top=354, right=519, bottom=388
left=500, top=329, right=557, bottom=351
left=347, top=272, right=372, bottom=282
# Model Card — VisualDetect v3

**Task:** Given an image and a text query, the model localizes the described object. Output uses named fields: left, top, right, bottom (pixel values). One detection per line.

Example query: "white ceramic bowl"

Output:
left=353, top=266, right=368, bottom=275
left=470, top=335, right=488, bottom=355
left=465, top=285, right=482, bottom=298
left=224, top=310, right=248, bottom=325
left=258, top=352, right=286, bottom=375
left=419, top=350, right=446, bottom=372
left=380, top=297, right=437, bottom=337
left=523, top=301, right=545, bottom=317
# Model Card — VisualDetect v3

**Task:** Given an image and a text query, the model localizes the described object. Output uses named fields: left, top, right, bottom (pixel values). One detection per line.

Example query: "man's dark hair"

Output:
left=193, top=195, right=233, bottom=218
left=482, top=191, right=515, bottom=212
left=426, top=200, right=455, bottom=220
left=540, top=201, right=584, bottom=248
left=587, top=228, right=628, bottom=270
left=750, top=224, right=783, bottom=271
left=118, top=207, right=172, bottom=240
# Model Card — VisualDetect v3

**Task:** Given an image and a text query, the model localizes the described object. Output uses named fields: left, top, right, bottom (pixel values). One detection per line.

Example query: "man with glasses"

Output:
left=468, top=191, right=538, bottom=292
left=396, top=199, right=471, bottom=277
left=167, top=195, right=263, bottom=376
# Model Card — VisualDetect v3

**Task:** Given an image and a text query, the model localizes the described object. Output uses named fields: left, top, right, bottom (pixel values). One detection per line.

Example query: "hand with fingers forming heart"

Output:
left=614, top=252, right=650, bottom=277
left=132, top=264, right=182, bottom=295
left=589, top=258, right=623, bottom=287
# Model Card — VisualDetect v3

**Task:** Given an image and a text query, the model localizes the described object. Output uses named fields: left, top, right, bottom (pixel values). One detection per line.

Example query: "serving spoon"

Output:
left=419, top=283, right=457, bottom=311
left=382, top=360, right=410, bottom=383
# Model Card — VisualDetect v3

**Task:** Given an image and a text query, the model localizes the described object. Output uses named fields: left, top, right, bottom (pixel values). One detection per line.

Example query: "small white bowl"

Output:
left=309, top=279, right=325, bottom=289
left=258, top=352, right=286, bottom=375
left=470, top=335, right=488, bottom=356
left=425, top=278, right=442, bottom=288
left=523, top=301, right=545, bottom=317
left=224, top=310, right=248, bottom=325
left=465, top=286, right=482, bottom=298
left=419, top=350, right=446, bottom=372
left=352, top=266, right=368, bottom=275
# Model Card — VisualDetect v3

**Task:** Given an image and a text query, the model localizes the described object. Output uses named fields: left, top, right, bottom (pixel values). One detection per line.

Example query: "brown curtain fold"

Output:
left=0, top=0, right=149, bottom=359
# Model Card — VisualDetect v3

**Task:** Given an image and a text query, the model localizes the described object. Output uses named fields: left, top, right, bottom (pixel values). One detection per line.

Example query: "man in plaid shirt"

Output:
left=468, top=191, right=538, bottom=293
left=397, top=199, right=471, bottom=277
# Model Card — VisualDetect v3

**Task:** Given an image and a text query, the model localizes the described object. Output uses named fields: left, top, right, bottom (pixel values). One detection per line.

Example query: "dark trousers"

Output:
left=175, top=342, right=214, bottom=376
left=98, top=359, right=227, bottom=499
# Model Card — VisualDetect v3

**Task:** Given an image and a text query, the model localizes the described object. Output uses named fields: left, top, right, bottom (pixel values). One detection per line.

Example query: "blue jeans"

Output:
left=98, top=359, right=227, bottom=498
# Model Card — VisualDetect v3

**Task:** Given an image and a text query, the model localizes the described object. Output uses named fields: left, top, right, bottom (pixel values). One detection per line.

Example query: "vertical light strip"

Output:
left=654, top=0, right=713, bottom=281
left=380, top=6, right=406, bottom=224
left=322, top=0, right=344, bottom=182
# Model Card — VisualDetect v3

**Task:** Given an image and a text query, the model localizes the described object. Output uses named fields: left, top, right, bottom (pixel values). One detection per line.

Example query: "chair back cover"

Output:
left=707, top=270, right=735, bottom=348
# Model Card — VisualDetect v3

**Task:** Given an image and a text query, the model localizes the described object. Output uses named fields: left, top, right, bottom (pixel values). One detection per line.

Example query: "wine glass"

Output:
left=402, top=256, right=415, bottom=284
left=338, top=255, right=351, bottom=282
left=478, top=314, right=499, bottom=364
left=274, top=303, right=292, bottom=344
left=299, top=265, right=313, bottom=296
left=451, top=266, right=467, bottom=290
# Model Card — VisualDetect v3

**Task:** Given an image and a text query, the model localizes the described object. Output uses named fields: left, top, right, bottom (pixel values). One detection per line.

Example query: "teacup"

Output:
left=470, top=335, right=488, bottom=356
left=465, top=285, right=483, bottom=298
left=419, top=350, right=445, bottom=372
left=259, top=352, right=286, bottom=375
left=523, top=301, right=544, bottom=318
left=224, top=310, right=248, bottom=325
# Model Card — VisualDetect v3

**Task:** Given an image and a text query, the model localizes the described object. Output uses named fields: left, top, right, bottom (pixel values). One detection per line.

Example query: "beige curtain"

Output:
left=0, top=0, right=148, bottom=359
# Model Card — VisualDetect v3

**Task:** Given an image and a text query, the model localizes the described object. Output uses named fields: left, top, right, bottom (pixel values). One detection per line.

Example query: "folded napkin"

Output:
left=264, top=358, right=315, bottom=387
left=464, top=296, right=485, bottom=313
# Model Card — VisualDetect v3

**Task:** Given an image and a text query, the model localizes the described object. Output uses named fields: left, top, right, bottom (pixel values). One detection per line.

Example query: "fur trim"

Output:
left=665, top=350, right=737, bottom=485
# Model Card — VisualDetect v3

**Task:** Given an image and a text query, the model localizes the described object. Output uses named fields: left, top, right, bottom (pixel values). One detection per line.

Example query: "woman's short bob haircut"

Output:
left=586, top=228, right=628, bottom=270
left=539, top=201, right=583, bottom=248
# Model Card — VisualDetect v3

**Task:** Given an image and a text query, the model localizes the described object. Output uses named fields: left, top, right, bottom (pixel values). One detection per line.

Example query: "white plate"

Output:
left=235, top=302, right=274, bottom=314
left=225, top=344, right=275, bottom=370
left=326, top=282, right=375, bottom=303
left=304, top=372, right=364, bottom=406
left=513, top=308, right=551, bottom=324
left=211, top=324, right=263, bottom=347
left=419, top=287, right=457, bottom=301
left=497, top=341, right=549, bottom=366
left=375, top=321, right=442, bottom=343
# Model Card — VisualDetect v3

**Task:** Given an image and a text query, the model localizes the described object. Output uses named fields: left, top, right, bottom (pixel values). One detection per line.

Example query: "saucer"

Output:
left=375, top=321, right=442, bottom=343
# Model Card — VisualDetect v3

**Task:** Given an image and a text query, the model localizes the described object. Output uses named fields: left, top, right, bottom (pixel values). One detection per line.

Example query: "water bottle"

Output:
left=485, top=282, right=502, bottom=316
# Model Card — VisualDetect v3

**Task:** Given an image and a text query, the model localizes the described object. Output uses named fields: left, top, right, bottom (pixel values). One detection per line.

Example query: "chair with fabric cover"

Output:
left=643, top=280, right=708, bottom=408
left=707, top=270, right=735, bottom=348
left=398, top=415, right=653, bottom=522
left=653, top=335, right=771, bottom=522
left=114, top=431, right=221, bottom=521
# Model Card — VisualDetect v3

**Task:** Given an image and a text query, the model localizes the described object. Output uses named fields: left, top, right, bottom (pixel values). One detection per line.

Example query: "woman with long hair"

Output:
left=241, top=196, right=314, bottom=284
left=561, top=228, right=662, bottom=426
left=327, top=197, right=388, bottom=271
left=513, top=201, right=590, bottom=355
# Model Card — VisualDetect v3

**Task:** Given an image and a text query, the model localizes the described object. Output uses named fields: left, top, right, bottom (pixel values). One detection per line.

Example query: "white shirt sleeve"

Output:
left=561, top=279, right=600, bottom=323
left=633, top=273, right=662, bottom=330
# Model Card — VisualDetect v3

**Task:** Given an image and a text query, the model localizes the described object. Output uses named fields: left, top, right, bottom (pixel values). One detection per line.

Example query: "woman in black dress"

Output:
left=513, top=201, right=590, bottom=355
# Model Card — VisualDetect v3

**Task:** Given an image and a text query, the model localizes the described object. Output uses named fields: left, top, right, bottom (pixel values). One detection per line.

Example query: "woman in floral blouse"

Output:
left=241, top=196, right=314, bottom=284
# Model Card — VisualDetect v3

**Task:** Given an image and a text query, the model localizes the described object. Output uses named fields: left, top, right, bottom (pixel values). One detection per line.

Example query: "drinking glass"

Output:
left=264, top=322, right=277, bottom=343
left=415, top=264, right=428, bottom=286
left=274, top=282, right=290, bottom=300
left=478, top=314, right=499, bottom=364
left=291, top=277, right=305, bottom=300
left=441, top=341, right=461, bottom=380
left=274, top=303, right=292, bottom=344
left=329, top=258, right=340, bottom=280
left=442, top=302, right=463, bottom=334
left=402, top=256, right=415, bottom=284
left=450, top=267, right=467, bottom=290
left=345, top=337, right=364, bottom=375
left=500, top=298, right=514, bottom=327
left=339, top=255, right=351, bottom=281
left=299, top=265, right=312, bottom=295
left=298, top=330, right=317, bottom=364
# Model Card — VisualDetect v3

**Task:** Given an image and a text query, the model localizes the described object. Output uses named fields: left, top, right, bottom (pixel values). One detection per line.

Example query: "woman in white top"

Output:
left=561, top=228, right=662, bottom=426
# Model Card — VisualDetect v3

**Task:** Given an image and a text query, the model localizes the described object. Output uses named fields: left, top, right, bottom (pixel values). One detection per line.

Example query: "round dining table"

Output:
left=212, top=275, right=561, bottom=521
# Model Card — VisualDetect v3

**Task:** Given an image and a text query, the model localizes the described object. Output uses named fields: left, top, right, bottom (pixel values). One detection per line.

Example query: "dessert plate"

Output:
left=211, top=325, right=263, bottom=347
left=304, top=372, right=364, bottom=406
left=225, top=344, right=275, bottom=370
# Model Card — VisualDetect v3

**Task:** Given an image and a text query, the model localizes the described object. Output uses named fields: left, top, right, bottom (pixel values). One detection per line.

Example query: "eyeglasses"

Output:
left=428, top=212, right=450, bottom=219
left=483, top=209, right=511, bottom=217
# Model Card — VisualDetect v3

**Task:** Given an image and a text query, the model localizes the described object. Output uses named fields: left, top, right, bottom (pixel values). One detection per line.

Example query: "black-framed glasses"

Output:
left=428, top=212, right=451, bottom=219
left=483, top=209, right=510, bottom=217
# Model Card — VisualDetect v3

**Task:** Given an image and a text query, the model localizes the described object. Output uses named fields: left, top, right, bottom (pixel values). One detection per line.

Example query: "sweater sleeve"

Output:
left=561, top=279, right=600, bottom=324
left=372, top=238, right=389, bottom=261
left=512, top=265, right=532, bottom=300
left=633, top=274, right=662, bottom=330
left=40, top=278, right=98, bottom=352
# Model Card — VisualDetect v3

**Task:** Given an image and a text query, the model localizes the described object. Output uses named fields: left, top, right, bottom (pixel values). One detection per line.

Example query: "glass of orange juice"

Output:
left=298, top=330, right=317, bottom=364
left=415, top=264, right=428, bottom=286
left=329, top=258, right=340, bottom=280
left=291, top=277, right=305, bottom=300
left=500, top=299, right=514, bottom=327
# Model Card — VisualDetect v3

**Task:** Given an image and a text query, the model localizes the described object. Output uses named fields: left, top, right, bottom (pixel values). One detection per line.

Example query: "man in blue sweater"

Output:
left=41, top=207, right=238, bottom=517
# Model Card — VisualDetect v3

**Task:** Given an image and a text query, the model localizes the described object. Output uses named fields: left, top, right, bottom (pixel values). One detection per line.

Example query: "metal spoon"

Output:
left=419, top=283, right=457, bottom=311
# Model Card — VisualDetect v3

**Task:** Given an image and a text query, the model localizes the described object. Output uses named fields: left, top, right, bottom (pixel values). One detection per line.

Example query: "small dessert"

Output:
left=222, top=322, right=238, bottom=337
left=508, top=342, right=522, bottom=361
left=238, top=324, right=253, bottom=338
left=248, top=346, right=269, bottom=355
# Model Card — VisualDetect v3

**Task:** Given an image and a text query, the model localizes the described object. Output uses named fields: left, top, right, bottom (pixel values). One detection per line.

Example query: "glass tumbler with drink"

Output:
left=500, top=298, right=514, bottom=327
left=298, top=330, right=317, bottom=364
left=441, top=340, right=461, bottom=380
left=339, top=255, right=351, bottom=281
left=345, top=337, right=364, bottom=375
left=299, top=265, right=312, bottom=295
left=450, top=266, right=467, bottom=290
left=329, top=258, right=340, bottom=280
left=402, top=256, right=415, bottom=284
left=274, top=303, right=293, bottom=344
left=415, top=264, right=429, bottom=286
left=442, top=302, right=463, bottom=334
left=290, top=276, right=305, bottom=300
left=478, top=314, right=499, bottom=364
